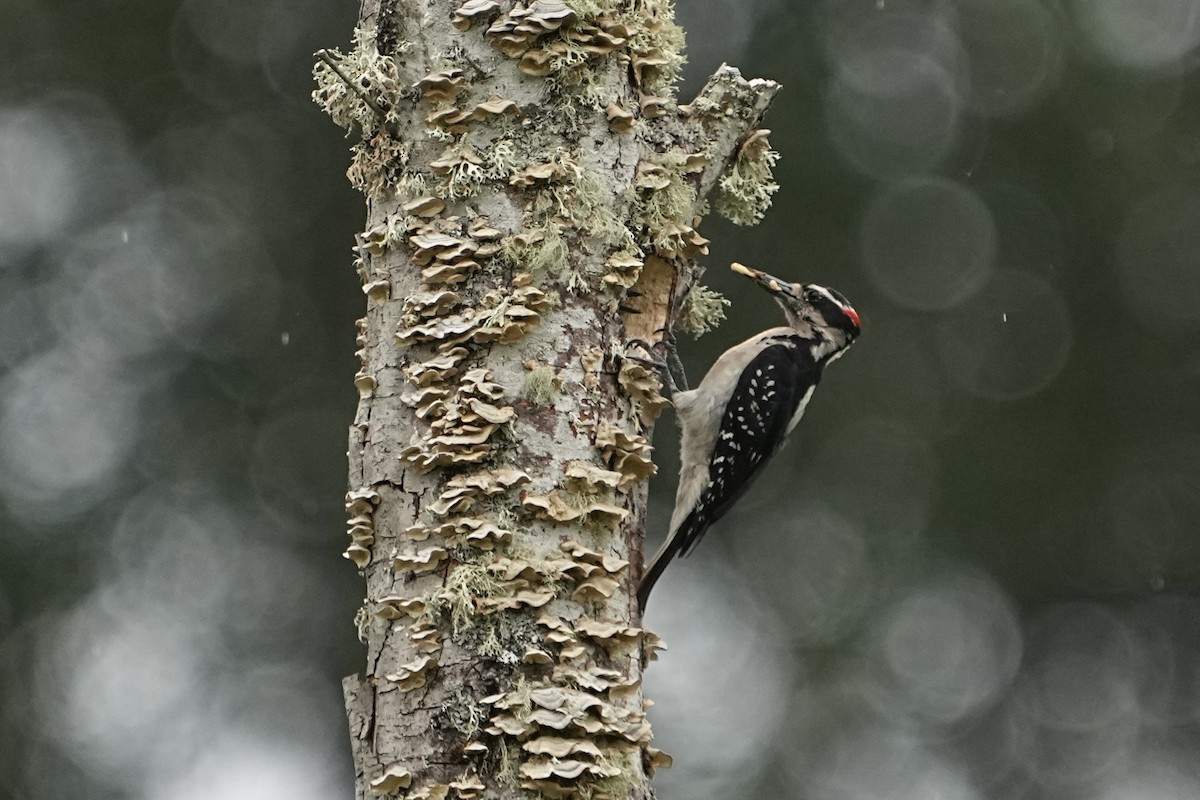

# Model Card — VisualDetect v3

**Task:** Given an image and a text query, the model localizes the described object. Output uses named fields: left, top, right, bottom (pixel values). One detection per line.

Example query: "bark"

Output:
left=314, top=2, right=778, bottom=798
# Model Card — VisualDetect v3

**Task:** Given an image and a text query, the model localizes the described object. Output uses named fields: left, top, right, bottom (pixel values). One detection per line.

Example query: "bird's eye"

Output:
left=803, top=289, right=820, bottom=303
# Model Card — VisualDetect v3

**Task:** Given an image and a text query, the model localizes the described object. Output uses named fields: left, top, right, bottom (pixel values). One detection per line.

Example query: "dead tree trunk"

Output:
left=314, top=1, right=779, bottom=797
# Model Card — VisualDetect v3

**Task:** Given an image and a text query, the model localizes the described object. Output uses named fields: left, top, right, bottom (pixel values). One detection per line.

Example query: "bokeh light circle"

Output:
left=959, top=0, right=1064, bottom=118
left=861, top=177, right=996, bottom=311
left=0, top=107, right=80, bottom=252
left=824, top=20, right=963, bottom=180
left=754, top=501, right=872, bottom=645
left=1116, top=180, right=1200, bottom=332
left=1017, top=604, right=1144, bottom=787
left=0, top=349, right=139, bottom=521
left=935, top=269, right=1072, bottom=400
left=1072, top=0, right=1200, bottom=71
left=874, top=569, right=1023, bottom=724
left=644, top=562, right=793, bottom=800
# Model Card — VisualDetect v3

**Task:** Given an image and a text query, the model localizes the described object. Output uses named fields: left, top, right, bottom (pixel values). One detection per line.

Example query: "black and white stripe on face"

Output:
left=802, top=283, right=860, bottom=338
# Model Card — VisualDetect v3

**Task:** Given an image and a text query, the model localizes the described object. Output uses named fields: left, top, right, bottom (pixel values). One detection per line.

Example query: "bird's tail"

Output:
left=637, top=512, right=708, bottom=611
left=636, top=538, right=675, bottom=611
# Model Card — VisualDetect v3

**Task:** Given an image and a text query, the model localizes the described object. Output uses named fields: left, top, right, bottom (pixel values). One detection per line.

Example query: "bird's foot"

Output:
left=626, top=331, right=688, bottom=395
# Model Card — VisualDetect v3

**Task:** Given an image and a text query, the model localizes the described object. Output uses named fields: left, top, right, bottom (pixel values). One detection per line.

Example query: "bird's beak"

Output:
left=731, top=262, right=790, bottom=296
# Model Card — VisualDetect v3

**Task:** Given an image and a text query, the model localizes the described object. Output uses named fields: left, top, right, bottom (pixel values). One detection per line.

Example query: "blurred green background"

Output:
left=2, top=1, right=1200, bottom=799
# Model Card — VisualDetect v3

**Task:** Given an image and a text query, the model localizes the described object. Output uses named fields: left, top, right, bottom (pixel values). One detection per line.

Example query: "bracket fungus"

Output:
left=520, top=491, right=629, bottom=529
left=595, top=420, right=656, bottom=488
left=343, top=487, right=382, bottom=567
left=452, top=0, right=502, bottom=30
left=393, top=546, right=450, bottom=573
left=369, top=765, right=413, bottom=795
left=387, top=654, right=439, bottom=692
left=416, top=69, right=466, bottom=103
left=617, top=360, right=671, bottom=426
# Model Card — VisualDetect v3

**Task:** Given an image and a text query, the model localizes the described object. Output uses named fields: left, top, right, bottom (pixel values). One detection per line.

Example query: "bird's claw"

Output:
left=625, top=333, right=688, bottom=394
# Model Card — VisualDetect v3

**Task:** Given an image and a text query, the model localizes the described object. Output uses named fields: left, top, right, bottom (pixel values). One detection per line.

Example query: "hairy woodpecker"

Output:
left=636, top=262, right=861, bottom=609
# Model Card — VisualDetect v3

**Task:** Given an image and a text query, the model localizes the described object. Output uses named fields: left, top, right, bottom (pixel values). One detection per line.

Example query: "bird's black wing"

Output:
left=637, top=342, right=822, bottom=609
left=674, top=342, right=819, bottom=557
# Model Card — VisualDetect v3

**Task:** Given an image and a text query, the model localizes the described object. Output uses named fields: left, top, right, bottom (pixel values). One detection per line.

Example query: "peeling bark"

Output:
left=314, top=1, right=778, bottom=798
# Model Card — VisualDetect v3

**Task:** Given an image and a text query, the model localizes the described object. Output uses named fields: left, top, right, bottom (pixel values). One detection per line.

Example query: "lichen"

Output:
left=435, top=558, right=505, bottom=635
left=632, top=153, right=697, bottom=253
left=482, top=138, right=522, bottom=181
left=503, top=221, right=571, bottom=276
left=623, top=0, right=687, bottom=97
left=524, top=365, right=559, bottom=405
left=353, top=603, right=370, bottom=644
left=716, top=130, right=781, bottom=226
left=528, top=156, right=632, bottom=250
left=677, top=283, right=730, bottom=337
left=346, top=135, right=409, bottom=200
left=311, top=26, right=407, bottom=134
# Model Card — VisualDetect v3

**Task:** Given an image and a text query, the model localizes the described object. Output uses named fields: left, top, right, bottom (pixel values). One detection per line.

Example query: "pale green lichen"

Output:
left=678, top=284, right=729, bottom=337
left=346, top=136, right=409, bottom=200
left=353, top=603, right=371, bottom=644
left=483, top=139, right=522, bottom=181
left=439, top=149, right=488, bottom=199
left=474, top=624, right=520, bottom=664
left=440, top=689, right=487, bottom=738
left=624, top=0, right=687, bottom=97
left=434, top=558, right=504, bottom=635
left=531, top=158, right=632, bottom=249
left=716, top=141, right=781, bottom=226
left=495, top=736, right=521, bottom=788
left=312, top=26, right=407, bottom=134
left=563, top=0, right=618, bottom=18
left=524, top=365, right=559, bottom=405
left=578, top=751, right=641, bottom=800
left=633, top=153, right=697, bottom=252
left=502, top=221, right=571, bottom=276
left=396, top=171, right=430, bottom=200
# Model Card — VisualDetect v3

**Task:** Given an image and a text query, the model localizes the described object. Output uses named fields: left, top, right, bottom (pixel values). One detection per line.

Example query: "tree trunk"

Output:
left=314, top=1, right=778, bottom=797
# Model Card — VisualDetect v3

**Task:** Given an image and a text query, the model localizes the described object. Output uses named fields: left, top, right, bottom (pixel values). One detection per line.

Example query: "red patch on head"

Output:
left=843, top=306, right=861, bottom=330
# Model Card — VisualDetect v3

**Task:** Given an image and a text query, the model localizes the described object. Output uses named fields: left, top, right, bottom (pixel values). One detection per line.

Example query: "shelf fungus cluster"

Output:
left=477, top=2, right=628, bottom=79
left=344, top=487, right=383, bottom=567
left=370, top=766, right=487, bottom=800
left=467, top=597, right=673, bottom=797
left=389, top=214, right=554, bottom=477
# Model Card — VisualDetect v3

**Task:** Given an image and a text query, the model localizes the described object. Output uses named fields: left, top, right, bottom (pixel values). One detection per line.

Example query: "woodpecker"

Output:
left=636, top=262, right=861, bottom=609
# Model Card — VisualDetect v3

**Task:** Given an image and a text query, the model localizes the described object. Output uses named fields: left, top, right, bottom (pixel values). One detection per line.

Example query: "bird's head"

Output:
left=730, top=262, right=861, bottom=349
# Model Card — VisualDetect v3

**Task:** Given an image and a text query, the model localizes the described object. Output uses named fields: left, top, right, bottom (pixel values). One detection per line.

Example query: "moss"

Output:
left=524, top=365, right=558, bottom=405
left=677, top=283, right=729, bottom=337
left=716, top=140, right=781, bottom=226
